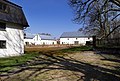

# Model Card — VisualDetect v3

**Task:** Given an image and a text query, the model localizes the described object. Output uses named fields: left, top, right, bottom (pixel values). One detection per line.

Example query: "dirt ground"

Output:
left=1, top=48, right=120, bottom=81
left=25, top=45, right=70, bottom=52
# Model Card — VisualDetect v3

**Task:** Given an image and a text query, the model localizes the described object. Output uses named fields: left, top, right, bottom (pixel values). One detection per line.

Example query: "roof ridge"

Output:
left=4, top=0, right=22, bottom=8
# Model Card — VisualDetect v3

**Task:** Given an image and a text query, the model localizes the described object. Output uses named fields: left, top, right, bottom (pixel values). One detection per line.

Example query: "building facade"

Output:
left=24, top=33, right=35, bottom=45
left=34, top=34, right=57, bottom=45
left=24, top=33, right=57, bottom=45
left=60, top=31, right=93, bottom=45
left=0, top=0, right=29, bottom=57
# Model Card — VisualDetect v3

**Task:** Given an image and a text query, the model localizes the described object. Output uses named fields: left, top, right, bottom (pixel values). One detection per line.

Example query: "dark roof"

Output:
left=38, top=34, right=55, bottom=40
left=0, top=0, right=29, bottom=27
left=60, top=31, right=91, bottom=38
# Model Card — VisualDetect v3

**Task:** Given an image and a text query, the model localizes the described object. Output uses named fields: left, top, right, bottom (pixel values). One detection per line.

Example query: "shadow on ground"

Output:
left=1, top=51, right=120, bottom=81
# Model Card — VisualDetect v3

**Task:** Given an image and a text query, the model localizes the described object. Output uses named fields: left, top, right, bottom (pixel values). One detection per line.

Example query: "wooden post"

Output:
left=93, top=36, right=96, bottom=48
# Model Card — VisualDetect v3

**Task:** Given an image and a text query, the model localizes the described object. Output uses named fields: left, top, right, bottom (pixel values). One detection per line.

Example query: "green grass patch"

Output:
left=0, top=52, right=40, bottom=73
left=60, top=46, right=93, bottom=53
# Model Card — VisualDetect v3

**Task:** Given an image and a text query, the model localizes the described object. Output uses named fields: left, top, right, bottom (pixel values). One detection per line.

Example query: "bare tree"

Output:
left=69, top=0, right=120, bottom=38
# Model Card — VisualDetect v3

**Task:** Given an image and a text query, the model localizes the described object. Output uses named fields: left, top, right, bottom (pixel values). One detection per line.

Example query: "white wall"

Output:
left=60, top=37, right=93, bottom=45
left=0, top=23, right=24, bottom=57
left=40, top=40, right=57, bottom=45
left=33, top=34, right=57, bottom=45
left=33, top=34, right=41, bottom=45
left=24, top=39, right=35, bottom=45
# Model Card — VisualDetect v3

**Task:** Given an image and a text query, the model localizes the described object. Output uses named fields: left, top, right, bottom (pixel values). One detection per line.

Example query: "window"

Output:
left=74, top=41, right=79, bottom=45
left=0, top=2, right=6, bottom=11
left=0, top=40, right=6, bottom=49
left=0, top=22, right=6, bottom=30
left=76, top=38, right=78, bottom=40
left=25, top=42, right=29, bottom=45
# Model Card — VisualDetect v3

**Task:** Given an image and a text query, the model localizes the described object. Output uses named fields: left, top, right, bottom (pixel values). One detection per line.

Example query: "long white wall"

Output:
left=60, top=37, right=92, bottom=45
left=0, top=23, right=24, bottom=57
left=40, top=40, right=57, bottom=45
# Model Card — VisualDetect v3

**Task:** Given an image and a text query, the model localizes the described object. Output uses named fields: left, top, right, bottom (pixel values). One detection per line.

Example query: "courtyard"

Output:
left=0, top=46, right=120, bottom=81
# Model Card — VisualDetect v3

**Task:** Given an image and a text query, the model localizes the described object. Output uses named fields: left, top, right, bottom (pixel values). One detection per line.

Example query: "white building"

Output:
left=24, top=33, right=35, bottom=45
left=34, top=34, right=57, bottom=45
left=60, top=31, right=93, bottom=45
left=24, top=33, right=57, bottom=45
left=0, top=0, right=29, bottom=57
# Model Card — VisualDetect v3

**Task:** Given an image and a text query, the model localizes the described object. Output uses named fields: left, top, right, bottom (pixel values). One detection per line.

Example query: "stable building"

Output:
left=0, top=0, right=29, bottom=57
left=33, top=33, right=57, bottom=45
left=60, top=31, right=93, bottom=45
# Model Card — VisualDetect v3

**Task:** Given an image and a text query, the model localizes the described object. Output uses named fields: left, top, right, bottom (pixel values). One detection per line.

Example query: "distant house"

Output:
left=24, top=33, right=57, bottom=45
left=24, top=33, right=35, bottom=45
left=34, top=34, right=57, bottom=45
left=60, top=31, right=93, bottom=45
left=0, top=0, right=29, bottom=57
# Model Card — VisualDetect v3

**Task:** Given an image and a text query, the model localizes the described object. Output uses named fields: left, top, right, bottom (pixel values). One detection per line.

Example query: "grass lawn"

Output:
left=60, top=46, right=93, bottom=52
left=0, top=52, right=40, bottom=73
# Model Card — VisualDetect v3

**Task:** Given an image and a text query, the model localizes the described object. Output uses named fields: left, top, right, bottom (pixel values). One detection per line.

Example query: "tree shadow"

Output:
left=95, top=50, right=120, bottom=63
left=1, top=52, right=120, bottom=81
left=101, top=59, right=120, bottom=63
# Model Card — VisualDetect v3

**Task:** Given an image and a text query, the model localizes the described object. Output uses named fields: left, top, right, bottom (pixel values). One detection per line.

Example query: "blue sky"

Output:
left=11, top=0, right=82, bottom=38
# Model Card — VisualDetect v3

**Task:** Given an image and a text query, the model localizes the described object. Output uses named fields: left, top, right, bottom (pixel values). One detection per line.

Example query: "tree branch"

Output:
left=100, top=8, right=120, bottom=15
left=112, top=13, right=120, bottom=21
left=105, top=25, right=120, bottom=38
left=109, top=0, right=120, bottom=7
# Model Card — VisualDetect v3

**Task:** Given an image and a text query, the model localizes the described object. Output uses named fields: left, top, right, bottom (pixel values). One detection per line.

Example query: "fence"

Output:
left=96, top=38, right=120, bottom=48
